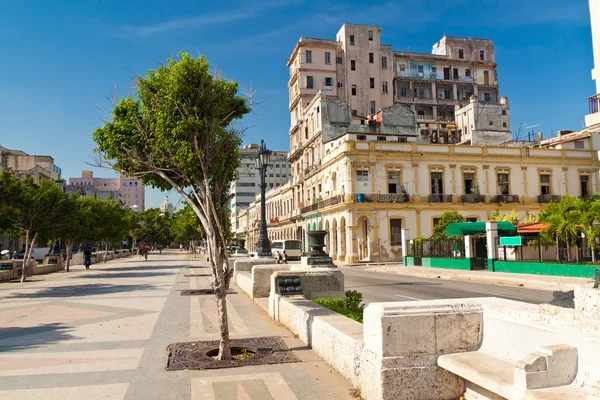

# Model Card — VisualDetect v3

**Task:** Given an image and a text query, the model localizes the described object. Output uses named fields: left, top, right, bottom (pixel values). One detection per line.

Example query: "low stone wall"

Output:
left=33, top=263, right=59, bottom=275
left=251, top=265, right=292, bottom=298
left=234, top=257, right=276, bottom=273
left=272, top=296, right=364, bottom=388
left=0, top=270, right=12, bottom=282
left=236, top=272, right=253, bottom=297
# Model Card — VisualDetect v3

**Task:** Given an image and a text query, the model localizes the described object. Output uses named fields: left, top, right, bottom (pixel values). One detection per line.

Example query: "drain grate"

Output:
left=166, top=336, right=301, bottom=371
left=184, top=274, right=212, bottom=277
left=179, top=289, right=237, bottom=296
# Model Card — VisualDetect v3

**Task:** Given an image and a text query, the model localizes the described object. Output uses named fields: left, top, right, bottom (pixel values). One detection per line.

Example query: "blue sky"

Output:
left=0, top=0, right=595, bottom=208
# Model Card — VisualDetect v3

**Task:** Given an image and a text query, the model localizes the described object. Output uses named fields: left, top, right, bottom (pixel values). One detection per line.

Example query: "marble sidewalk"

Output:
left=0, top=251, right=354, bottom=399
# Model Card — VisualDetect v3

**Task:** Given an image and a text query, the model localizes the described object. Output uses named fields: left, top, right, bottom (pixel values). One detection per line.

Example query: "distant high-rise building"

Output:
left=0, top=146, right=62, bottom=183
left=65, top=170, right=145, bottom=211
left=230, top=144, right=291, bottom=230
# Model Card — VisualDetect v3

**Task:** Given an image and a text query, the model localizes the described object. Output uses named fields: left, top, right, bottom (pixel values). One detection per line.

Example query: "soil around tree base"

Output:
left=179, top=289, right=237, bottom=296
left=166, top=336, right=301, bottom=371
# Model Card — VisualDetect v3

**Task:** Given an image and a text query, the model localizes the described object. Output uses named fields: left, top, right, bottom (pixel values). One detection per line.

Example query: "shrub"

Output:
left=313, top=290, right=365, bottom=323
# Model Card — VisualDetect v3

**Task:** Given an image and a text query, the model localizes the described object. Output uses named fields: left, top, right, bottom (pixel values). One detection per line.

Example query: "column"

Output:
left=409, top=81, right=415, bottom=100
left=464, top=235, right=473, bottom=259
left=521, top=166, right=528, bottom=201
left=329, top=228, right=337, bottom=260
left=486, top=220, right=499, bottom=271
left=337, top=227, right=345, bottom=262
left=432, top=105, right=438, bottom=120
left=346, top=226, right=359, bottom=264
left=452, top=84, right=458, bottom=101
left=431, top=82, right=437, bottom=100
left=401, top=228, right=412, bottom=265
left=371, top=215, right=380, bottom=262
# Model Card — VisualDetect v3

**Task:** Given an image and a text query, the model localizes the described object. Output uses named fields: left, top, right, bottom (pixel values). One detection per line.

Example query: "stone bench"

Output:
left=436, top=294, right=600, bottom=400
left=250, top=265, right=292, bottom=298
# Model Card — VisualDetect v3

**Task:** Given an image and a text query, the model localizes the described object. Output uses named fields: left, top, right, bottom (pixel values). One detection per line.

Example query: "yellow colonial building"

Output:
left=235, top=96, right=600, bottom=264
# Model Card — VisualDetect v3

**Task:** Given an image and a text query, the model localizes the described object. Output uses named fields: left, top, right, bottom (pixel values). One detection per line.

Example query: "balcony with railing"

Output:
left=588, top=94, right=599, bottom=114
left=538, top=194, right=562, bottom=203
left=460, top=193, right=485, bottom=203
left=494, top=194, right=520, bottom=203
left=348, top=193, right=411, bottom=203
left=428, top=194, right=453, bottom=203
left=301, top=201, right=319, bottom=214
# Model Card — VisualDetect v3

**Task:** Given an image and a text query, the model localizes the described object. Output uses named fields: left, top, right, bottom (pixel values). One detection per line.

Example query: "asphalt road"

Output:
left=339, top=266, right=553, bottom=305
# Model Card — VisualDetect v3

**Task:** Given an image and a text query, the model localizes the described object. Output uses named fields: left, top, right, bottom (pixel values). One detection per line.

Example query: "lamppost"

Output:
left=255, top=139, right=272, bottom=257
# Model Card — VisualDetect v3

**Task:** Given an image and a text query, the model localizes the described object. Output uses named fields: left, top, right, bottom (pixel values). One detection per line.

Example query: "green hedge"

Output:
left=313, top=290, right=364, bottom=323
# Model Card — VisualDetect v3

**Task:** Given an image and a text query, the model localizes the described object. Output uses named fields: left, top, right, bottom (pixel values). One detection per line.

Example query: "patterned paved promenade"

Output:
left=0, top=252, right=353, bottom=399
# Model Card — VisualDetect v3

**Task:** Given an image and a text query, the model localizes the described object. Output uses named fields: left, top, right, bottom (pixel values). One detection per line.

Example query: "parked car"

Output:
left=13, top=247, right=51, bottom=263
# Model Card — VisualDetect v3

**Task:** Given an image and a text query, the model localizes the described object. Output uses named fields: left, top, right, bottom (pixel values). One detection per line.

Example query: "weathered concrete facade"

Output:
left=586, top=0, right=600, bottom=130
left=455, top=95, right=512, bottom=145
left=236, top=99, right=600, bottom=263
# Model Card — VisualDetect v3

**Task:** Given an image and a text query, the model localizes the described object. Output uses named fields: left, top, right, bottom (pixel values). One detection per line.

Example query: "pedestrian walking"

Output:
left=282, top=251, right=288, bottom=264
left=83, top=247, right=92, bottom=270
left=276, top=251, right=282, bottom=264
left=180, top=244, right=183, bottom=252
left=144, top=245, right=149, bottom=261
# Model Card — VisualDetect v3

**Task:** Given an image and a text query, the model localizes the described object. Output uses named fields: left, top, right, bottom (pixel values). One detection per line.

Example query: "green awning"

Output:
left=445, top=222, right=517, bottom=237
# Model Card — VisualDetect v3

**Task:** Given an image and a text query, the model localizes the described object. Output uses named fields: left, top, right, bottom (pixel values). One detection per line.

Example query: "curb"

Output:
left=362, top=267, right=590, bottom=292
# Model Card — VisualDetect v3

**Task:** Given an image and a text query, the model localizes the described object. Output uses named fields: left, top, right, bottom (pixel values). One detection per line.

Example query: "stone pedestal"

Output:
left=296, top=230, right=336, bottom=269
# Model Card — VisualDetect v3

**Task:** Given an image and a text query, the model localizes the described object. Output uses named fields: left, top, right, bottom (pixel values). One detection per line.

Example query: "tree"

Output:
left=433, top=211, right=464, bottom=239
left=57, top=195, right=90, bottom=272
left=85, top=199, right=129, bottom=261
left=9, top=179, right=71, bottom=282
left=540, top=196, right=582, bottom=262
left=93, top=53, right=250, bottom=359
left=490, top=209, right=520, bottom=225
left=170, top=205, right=205, bottom=254
left=0, top=171, right=20, bottom=233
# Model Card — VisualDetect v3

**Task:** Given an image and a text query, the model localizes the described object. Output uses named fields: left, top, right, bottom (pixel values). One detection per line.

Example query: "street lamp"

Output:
left=255, top=139, right=272, bottom=257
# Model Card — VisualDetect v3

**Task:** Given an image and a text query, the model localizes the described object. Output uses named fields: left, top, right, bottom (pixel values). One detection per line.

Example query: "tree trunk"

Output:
left=555, top=236, right=560, bottom=262
left=215, top=288, right=231, bottom=360
left=66, top=239, right=74, bottom=272
left=104, top=241, right=109, bottom=263
left=21, top=231, right=38, bottom=283
left=592, top=243, right=596, bottom=263
left=566, top=240, right=571, bottom=262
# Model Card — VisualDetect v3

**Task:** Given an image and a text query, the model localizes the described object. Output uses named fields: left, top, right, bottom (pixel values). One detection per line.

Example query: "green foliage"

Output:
left=92, top=52, right=249, bottom=263
left=129, top=208, right=174, bottom=245
left=490, top=209, right=521, bottom=225
left=433, top=211, right=464, bottom=239
left=169, top=205, right=204, bottom=244
left=91, top=53, right=252, bottom=358
left=345, top=290, right=365, bottom=312
left=313, top=290, right=365, bottom=323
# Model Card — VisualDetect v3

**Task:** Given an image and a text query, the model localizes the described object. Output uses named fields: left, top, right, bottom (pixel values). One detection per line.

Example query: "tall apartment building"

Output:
left=586, top=0, right=600, bottom=131
left=0, top=146, right=62, bottom=183
left=287, top=24, right=510, bottom=168
left=66, top=170, right=145, bottom=210
left=230, top=144, right=291, bottom=229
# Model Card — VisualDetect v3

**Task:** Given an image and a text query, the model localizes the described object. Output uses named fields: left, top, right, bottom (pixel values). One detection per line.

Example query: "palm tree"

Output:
left=578, top=195, right=600, bottom=262
left=541, top=196, right=581, bottom=262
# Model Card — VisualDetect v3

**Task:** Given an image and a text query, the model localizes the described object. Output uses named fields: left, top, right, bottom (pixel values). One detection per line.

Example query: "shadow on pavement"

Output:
left=90, top=264, right=185, bottom=272
left=345, top=281, right=442, bottom=289
left=0, top=323, right=76, bottom=352
left=72, top=271, right=176, bottom=280
left=5, top=283, right=158, bottom=299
